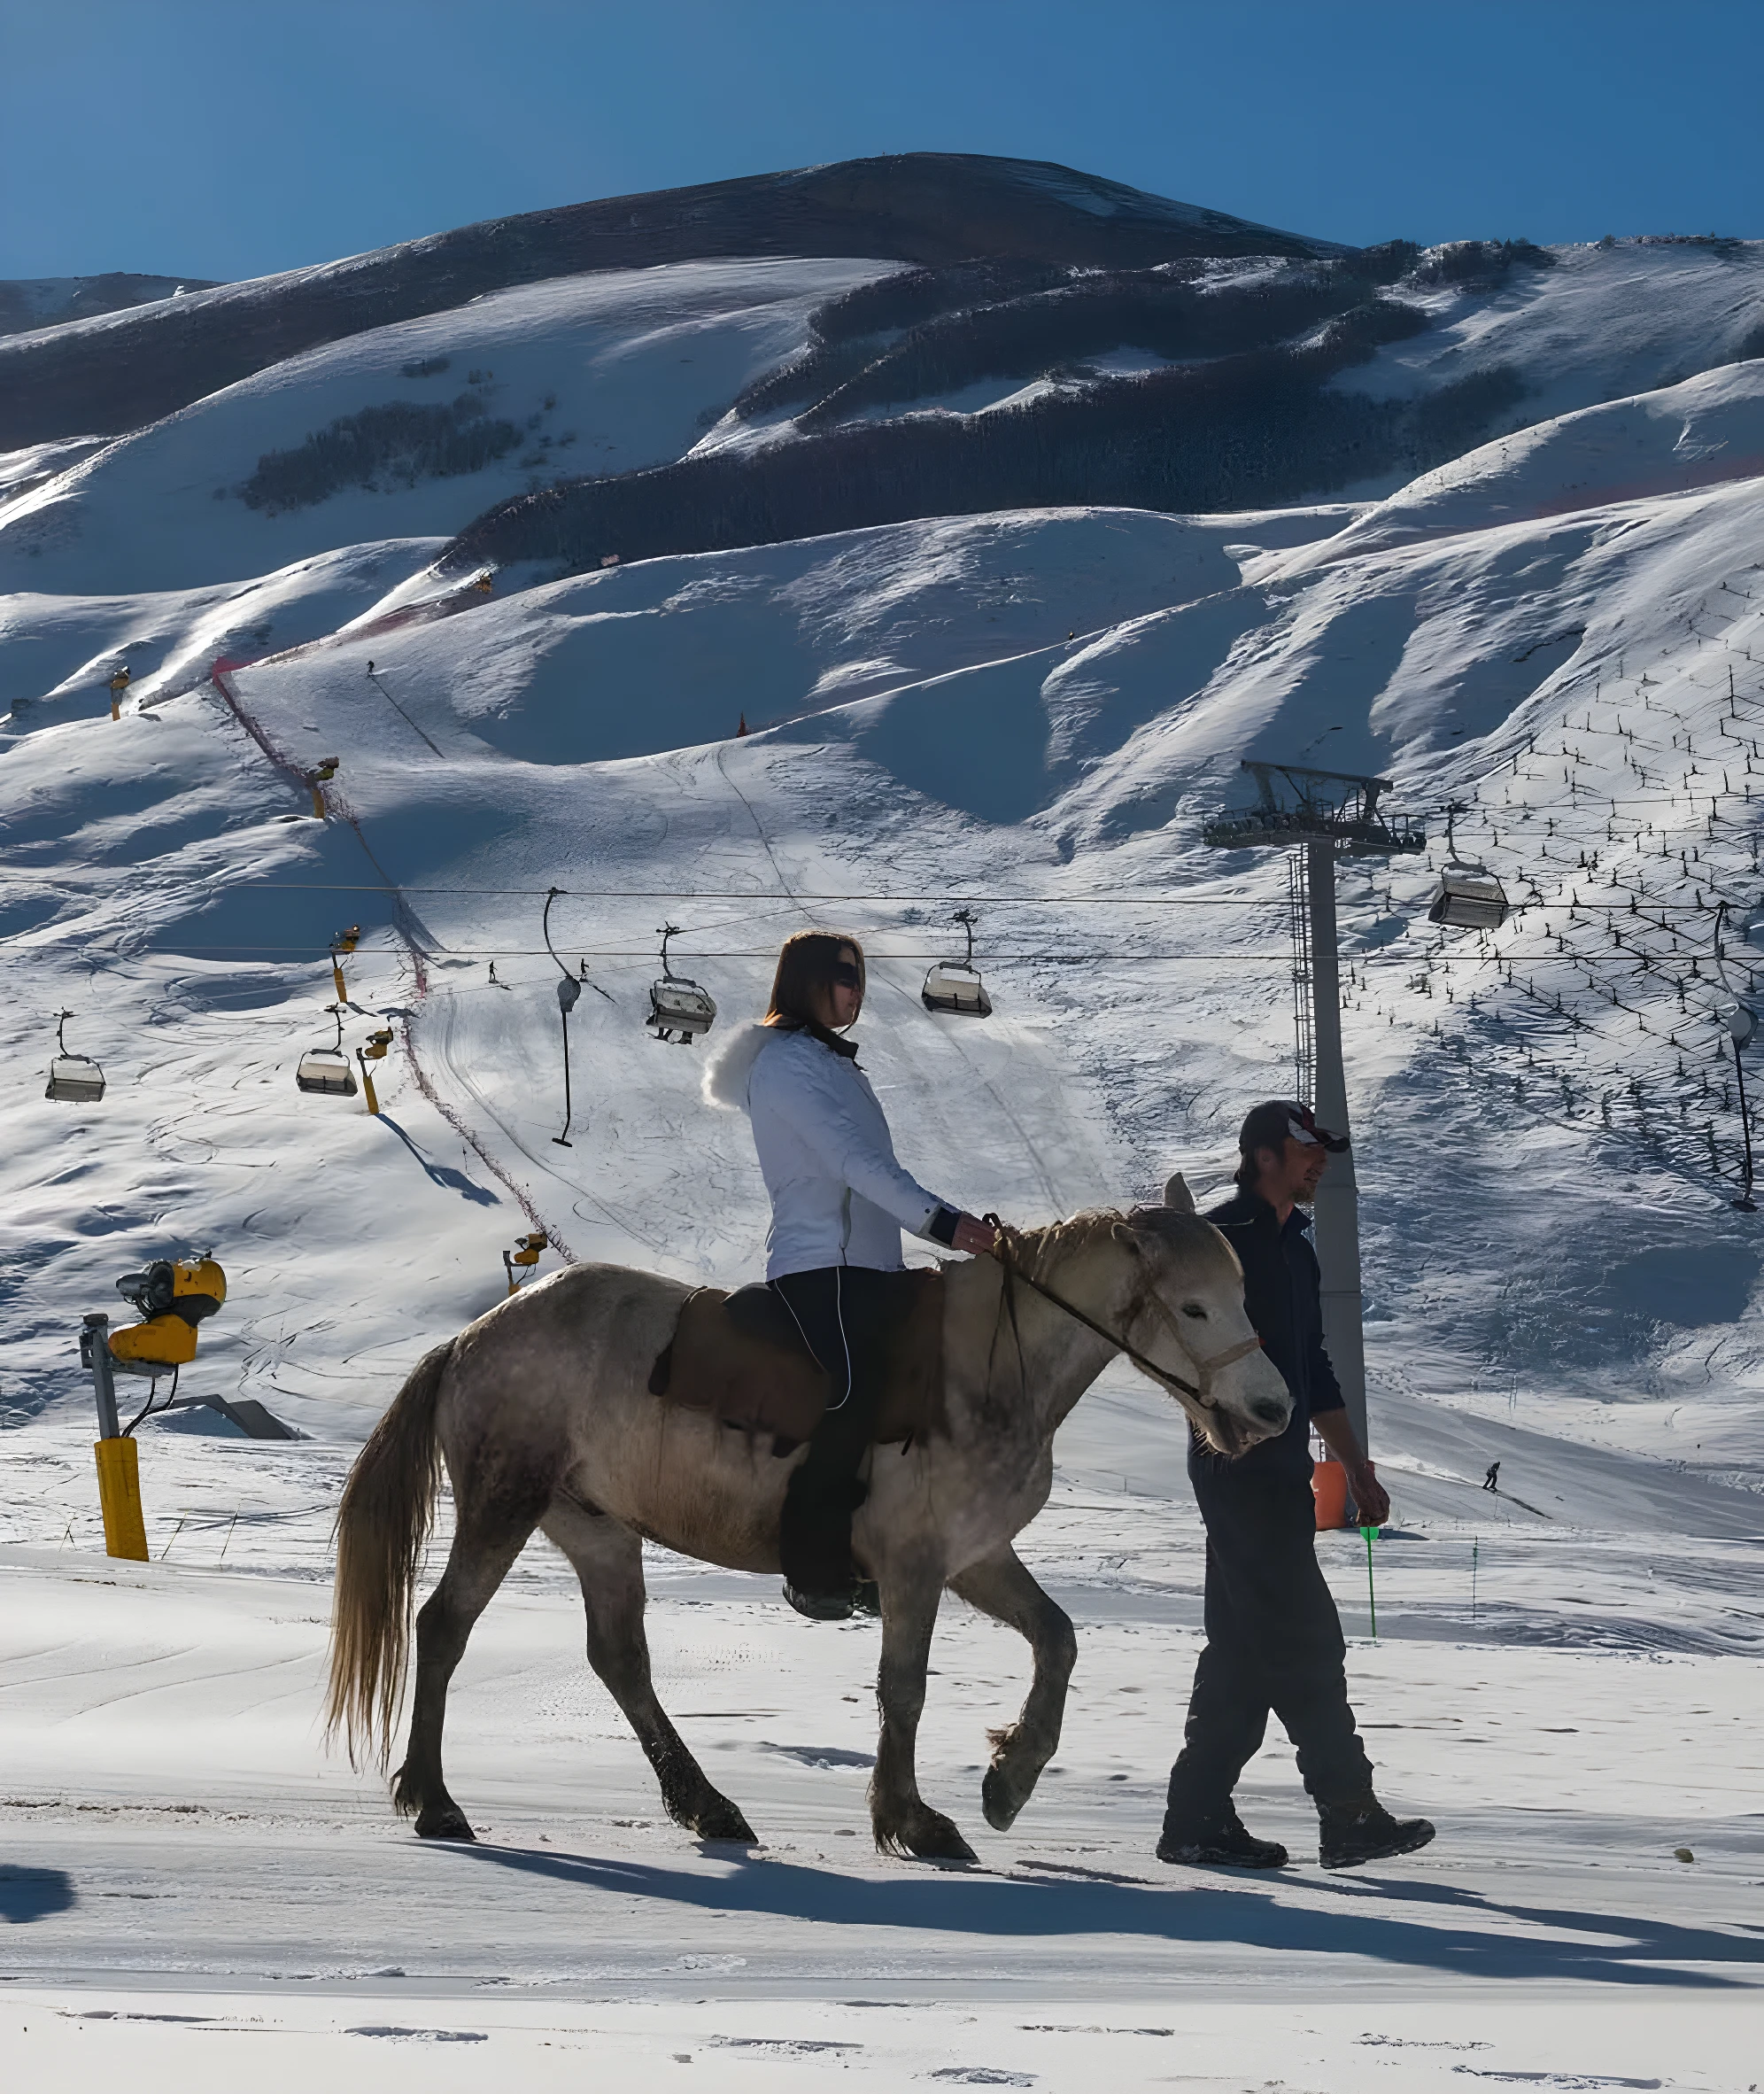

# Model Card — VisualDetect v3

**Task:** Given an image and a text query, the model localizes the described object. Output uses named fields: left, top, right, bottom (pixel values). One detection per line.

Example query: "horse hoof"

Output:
left=696, top=1797, right=757, bottom=1844
left=882, top=1809, right=977, bottom=1863
left=981, top=1765, right=1024, bottom=1833
left=414, top=1803, right=476, bottom=1842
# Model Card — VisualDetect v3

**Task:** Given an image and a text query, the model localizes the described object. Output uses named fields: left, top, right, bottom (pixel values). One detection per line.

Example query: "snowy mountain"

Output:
left=0, top=153, right=1337, bottom=450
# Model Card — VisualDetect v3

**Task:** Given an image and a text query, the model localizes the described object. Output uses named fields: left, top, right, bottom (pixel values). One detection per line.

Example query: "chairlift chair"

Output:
left=296, top=1004, right=358, bottom=1096
left=921, top=909, right=993, bottom=1018
left=45, top=1011, right=105, bottom=1103
left=1427, top=810, right=1510, bottom=932
left=646, top=923, right=716, bottom=1045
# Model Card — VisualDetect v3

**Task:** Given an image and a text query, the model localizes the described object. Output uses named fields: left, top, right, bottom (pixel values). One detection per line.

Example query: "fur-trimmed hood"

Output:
left=701, top=1020, right=775, bottom=1112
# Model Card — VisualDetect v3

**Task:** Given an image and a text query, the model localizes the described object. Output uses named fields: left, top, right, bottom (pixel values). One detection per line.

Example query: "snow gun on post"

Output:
left=329, top=923, right=360, bottom=1003
left=79, top=1256, right=228, bottom=1561
left=356, top=1025, right=393, bottom=1113
left=504, top=1231, right=547, bottom=1295
left=306, top=756, right=340, bottom=820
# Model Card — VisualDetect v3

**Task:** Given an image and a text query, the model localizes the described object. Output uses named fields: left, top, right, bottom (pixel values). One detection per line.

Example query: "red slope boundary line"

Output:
left=208, top=659, right=575, bottom=1262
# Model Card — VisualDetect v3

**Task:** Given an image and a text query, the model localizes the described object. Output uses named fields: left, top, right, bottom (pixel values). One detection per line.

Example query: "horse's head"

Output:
left=1110, top=1206, right=1294, bottom=1458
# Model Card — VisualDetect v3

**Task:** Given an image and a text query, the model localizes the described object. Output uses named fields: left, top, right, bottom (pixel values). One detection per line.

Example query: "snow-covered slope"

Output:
left=0, top=260, right=892, bottom=596
left=6, top=427, right=1764, bottom=1477
left=0, top=272, right=218, bottom=338
left=1338, top=237, right=1764, bottom=439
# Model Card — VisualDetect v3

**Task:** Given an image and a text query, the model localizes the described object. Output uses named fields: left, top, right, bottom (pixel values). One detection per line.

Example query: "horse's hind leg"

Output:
left=394, top=1493, right=542, bottom=1842
left=541, top=1497, right=755, bottom=1844
left=948, top=1544, right=1077, bottom=1833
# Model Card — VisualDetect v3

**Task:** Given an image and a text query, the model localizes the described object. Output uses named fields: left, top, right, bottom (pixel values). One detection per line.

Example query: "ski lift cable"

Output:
left=20, top=937, right=1760, bottom=969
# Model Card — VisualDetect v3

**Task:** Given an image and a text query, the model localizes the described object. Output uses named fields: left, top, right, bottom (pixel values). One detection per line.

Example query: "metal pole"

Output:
left=554, top=1002, right=574, bottom=1146
left=1733, top=1035, right=1757, bottom=1211
left=81, top=1314, right=120, bottom=1439
left=1305, top=837, right=1370, bottom=1454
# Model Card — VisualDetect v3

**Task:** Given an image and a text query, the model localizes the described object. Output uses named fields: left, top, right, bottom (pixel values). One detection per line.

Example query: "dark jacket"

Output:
left=1189, top=1187, right=1344, bottom=1484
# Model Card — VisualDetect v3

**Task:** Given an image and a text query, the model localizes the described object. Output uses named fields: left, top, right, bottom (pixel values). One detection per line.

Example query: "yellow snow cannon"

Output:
left=306, top=755, right=340, bottom=819
left=472, top=570, right=494, bottom=596
left=107, top=664, right=131, bottom=719
left=329, top=921, right=360, bottom=1001
left=354, top=1027, right=393, bottom=1115
left=503, top=1231, right=546, bottom=1294
left=108, top=1257, right=227, bottom=1373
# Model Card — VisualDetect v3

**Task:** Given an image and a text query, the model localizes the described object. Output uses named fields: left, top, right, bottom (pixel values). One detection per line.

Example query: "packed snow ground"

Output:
left=5, top=240, right=1764, bottom=2085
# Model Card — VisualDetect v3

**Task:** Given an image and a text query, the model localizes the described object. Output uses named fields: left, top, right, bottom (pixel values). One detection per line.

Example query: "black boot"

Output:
left=1157, top=1806, right=1288, bottom=1870
left=779, top=1480, right=863, bottom=1620
left=1318, top=1791, right=1435, bottom=1870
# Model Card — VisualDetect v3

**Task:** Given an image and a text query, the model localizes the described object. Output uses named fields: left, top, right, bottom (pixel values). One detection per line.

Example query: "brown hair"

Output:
left=765, top=929, right=866, bottom=1029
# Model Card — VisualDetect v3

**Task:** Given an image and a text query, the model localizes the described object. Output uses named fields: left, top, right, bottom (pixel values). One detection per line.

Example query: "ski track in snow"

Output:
left=4, top=242, right=1764, bottom=2082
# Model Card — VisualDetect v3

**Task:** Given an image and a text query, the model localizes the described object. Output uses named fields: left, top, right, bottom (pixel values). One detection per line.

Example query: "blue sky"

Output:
left=4, top=0, right=1761, bottom=281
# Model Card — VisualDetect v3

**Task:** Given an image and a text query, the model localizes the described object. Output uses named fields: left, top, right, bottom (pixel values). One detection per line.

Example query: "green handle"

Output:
left=1359, top=1524, right=1378, bottom=1639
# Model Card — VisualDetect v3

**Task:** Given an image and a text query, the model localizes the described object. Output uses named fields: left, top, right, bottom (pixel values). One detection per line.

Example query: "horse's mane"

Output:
left=1002, top=1204, right=1223, bottom=1284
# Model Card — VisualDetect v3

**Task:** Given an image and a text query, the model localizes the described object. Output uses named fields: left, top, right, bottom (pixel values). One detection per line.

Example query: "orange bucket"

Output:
left=1311, top=1456, right=1351, bottom=1530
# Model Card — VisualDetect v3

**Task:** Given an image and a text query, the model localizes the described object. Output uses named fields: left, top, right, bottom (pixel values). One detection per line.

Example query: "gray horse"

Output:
left=325, top=1195, right=1290, bottom=1861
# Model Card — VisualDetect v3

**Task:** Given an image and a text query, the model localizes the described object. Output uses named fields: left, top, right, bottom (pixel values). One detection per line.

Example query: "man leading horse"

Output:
left=1158, top=1100, right=1435, bottom=1873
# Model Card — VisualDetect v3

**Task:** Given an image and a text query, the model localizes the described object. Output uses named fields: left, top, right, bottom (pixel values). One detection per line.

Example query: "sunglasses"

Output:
left=829, top=961, right=863, bottom=989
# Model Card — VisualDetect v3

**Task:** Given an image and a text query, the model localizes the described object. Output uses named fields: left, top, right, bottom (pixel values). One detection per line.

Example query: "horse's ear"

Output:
left=1162, top=1172, right=1195, bottom=1214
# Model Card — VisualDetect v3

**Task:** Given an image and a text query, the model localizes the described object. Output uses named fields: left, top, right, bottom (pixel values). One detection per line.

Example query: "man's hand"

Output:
left=1312, top=1410, right=1390, bottom=1526
left=1347, top=1462, right=1390, bottom=1527
left=952, top=1212, right=1000, bottom=1256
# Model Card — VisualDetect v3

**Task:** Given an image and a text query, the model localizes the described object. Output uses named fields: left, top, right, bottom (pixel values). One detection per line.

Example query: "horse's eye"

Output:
left=1181, top=1303, right=1207, bottom=1320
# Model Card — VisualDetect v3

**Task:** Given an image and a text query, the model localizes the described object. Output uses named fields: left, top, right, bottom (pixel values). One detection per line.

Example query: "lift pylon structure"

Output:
left=1203, top=760, right=1426, bottom=1454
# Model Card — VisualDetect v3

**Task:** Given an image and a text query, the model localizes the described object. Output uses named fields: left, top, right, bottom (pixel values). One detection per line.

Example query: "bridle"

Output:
left=986, top=1218, right=1261, bottom=1413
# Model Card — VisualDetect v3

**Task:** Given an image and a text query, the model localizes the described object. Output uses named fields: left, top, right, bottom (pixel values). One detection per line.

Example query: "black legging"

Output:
left=769, top=1265, right=895, bottom=1593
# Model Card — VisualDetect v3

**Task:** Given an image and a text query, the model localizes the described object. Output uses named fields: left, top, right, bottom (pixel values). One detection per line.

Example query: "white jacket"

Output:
left=704, top=1021, right=952, bottom=1279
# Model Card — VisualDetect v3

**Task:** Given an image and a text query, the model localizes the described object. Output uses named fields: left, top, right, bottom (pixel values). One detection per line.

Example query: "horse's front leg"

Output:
left=948, top=1543, right=1077, bottom=1833
left=869, top=1563, right=975, bottom=1862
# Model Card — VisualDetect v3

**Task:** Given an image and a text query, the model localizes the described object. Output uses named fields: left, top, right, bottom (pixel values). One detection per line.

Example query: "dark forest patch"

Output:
left=239, top=395, right=522, bottom=515
left=443, top=303, right=1523, bottom=578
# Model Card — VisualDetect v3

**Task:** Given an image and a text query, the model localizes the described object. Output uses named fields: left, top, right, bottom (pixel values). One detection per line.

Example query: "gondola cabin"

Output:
left=920, top=960, right=993, bottom=1017
left=1427, top=865, right=1509, bottom=932
left=921, top=909, right=993, bottom=1017
left=296, top=1050, right=358, bottom=1096
left=646, top=924, right=716, bottom=1044
left=296, top=1005, right=359, bottom=1095
left=648, top=976, right=717, bottom=1045
left=45, top=1012, right=105, bottom=1103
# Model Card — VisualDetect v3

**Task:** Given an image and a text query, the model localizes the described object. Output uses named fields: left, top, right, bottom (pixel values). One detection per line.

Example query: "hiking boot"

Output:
left=851, top=1579, right=882, bottom=1617
left=1157, top=1807, right=1288, bottom=1870
left=783, top=1578, right=855, bottom=1622
left=1318, top=1792, right=1435, bottom=1870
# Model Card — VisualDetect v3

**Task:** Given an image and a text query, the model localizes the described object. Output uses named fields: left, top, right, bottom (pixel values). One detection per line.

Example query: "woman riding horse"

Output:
left=706, top=929, right=999, bottom=1619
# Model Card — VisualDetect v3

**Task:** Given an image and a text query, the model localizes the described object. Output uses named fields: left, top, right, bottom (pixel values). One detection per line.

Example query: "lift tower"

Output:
left=1203, top=761, right=1425, bottom=1453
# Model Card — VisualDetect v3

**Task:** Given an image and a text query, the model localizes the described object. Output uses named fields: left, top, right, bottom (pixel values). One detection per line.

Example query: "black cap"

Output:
left=1238, top=1099, right=1350, bottom=1157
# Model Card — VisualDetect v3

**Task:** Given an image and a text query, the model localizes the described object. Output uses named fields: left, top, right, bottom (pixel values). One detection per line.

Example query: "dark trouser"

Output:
left=1164, top=1469, right=1373, bottom=1830
left=769, top=1265, right=894, bottom=1594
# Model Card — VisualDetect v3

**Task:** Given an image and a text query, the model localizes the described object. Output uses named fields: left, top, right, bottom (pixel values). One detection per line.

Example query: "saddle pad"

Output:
left=648, top=1268, right=946, bottom=1448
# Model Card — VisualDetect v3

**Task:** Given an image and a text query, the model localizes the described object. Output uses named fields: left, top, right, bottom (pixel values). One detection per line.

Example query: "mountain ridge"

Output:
left=0, top=153, right=1342, bottom=450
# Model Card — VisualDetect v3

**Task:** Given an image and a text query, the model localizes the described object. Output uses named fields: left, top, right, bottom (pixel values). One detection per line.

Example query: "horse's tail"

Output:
left=324, top=1339, right=452, bottom=1770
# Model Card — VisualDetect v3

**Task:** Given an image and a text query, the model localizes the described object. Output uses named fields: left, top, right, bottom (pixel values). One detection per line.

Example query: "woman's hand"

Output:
left=952, top=1213, right=1000, bottom=1257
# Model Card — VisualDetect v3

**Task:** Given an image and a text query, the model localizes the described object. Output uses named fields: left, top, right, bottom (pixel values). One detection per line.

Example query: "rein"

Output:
left=986, top=1219, right=1261, bottom=1411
